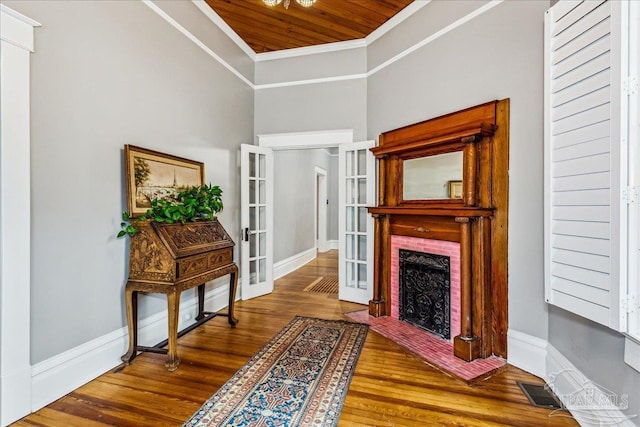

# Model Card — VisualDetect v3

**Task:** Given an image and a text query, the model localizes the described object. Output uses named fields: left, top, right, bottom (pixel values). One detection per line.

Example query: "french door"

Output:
left=240, top=144, right=274, bottom=300
left=338, top=140, right=376, bottom=305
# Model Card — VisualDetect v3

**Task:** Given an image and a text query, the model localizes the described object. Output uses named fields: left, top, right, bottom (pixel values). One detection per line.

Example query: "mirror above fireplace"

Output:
left=402, top=151, right=463, bottom=200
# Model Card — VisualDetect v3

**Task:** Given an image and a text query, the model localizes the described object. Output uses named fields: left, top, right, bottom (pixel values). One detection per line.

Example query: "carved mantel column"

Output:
left=369, top=213, right=389, bottom=317
left=452, top=217, right=482, bottom=361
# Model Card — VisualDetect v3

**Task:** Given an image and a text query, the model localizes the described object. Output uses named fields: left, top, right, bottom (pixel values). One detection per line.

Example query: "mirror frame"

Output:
left=399, top=144, right=466, bottom=205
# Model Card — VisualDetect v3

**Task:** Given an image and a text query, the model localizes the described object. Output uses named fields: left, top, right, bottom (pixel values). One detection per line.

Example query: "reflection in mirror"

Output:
left=403, top=151, right=463, bottom=200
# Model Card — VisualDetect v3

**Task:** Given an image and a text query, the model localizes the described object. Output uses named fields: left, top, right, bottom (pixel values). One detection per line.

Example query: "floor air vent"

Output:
left=517, top=382, right=564, bottom=410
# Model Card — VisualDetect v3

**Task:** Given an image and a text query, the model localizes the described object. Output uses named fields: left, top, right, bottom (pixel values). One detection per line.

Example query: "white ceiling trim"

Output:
left=364, top=0, right=431, bottom=45
left=255, top=73, right=366, bottom=90
left=191, top=0, right=257, bottom=61
left=368, top=0, right=504, bottom=77
left=256, top=39, right=366, bottom=62
left=254, top=1, right=430, bottom=62
left=192, top=1, right=430, bottom=62
left=253, top=1, right=504, bottom=90
left=152, top=0, right=504, bottom=90
left=142, top=0, right=255, bottom=88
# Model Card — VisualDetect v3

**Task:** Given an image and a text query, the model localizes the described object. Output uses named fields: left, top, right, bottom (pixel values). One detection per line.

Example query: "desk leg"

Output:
left=165, top=290, right=181, bottom=371
left=228, top=267, right=238, bottom=327
left=196, top=284, right=205, bottom=321
left=121, top=285, right=138, bottom=364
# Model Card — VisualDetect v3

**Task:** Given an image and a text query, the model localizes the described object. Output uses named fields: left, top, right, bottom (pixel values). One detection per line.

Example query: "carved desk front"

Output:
left=121, top=219, right=238, bottom=371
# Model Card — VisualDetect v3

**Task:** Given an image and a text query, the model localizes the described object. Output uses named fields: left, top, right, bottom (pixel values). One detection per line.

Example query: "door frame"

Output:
left=256, top=129, right=354, bottom=279
left=0, top=5, right=39, bottom=425
left=257, top=129, right=354, bottom=150
left=314, top=166, right=328, bottom=253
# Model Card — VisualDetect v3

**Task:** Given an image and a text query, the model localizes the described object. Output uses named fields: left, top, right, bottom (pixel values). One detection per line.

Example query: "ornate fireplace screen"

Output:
left=399, top=249, right=451, bottom=339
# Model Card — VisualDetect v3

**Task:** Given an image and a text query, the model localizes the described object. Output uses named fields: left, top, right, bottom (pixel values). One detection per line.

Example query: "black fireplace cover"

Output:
left=399, top=249, right=450, bottom=339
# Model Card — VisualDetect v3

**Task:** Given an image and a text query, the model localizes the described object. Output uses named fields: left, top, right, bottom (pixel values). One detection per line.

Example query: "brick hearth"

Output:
left=390, top=235, right=461, bottom=341
left=347, top=234, right=505, bottom=381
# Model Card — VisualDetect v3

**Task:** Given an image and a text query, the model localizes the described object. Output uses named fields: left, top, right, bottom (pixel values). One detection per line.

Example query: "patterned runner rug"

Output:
left=184, top=316, right=368, bottom=427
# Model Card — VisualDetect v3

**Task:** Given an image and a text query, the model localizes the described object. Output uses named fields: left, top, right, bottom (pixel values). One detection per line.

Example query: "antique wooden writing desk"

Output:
left=120, top=219, right=238, bottom=371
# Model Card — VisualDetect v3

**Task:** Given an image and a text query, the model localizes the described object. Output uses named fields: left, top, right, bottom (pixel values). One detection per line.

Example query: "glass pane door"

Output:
left=240, top=144, right=273, bottom=300
left=339, top=141, right=375, bottom=304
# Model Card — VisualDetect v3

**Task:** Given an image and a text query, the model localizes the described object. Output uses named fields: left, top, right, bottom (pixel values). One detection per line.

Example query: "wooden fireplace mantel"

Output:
left=367, top=100, right=509, bottom=361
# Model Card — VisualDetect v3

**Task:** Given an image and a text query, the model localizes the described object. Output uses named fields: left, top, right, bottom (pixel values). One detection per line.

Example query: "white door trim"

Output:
left=314, top=166, right=329, bottom=253
left=256, top=129, right=354, bottom=150
left=0, top=6, right=40, bottom=426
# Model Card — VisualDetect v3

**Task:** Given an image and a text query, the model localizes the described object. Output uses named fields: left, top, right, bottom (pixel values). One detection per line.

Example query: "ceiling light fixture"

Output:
left=262, top=0, right=317, bottom=10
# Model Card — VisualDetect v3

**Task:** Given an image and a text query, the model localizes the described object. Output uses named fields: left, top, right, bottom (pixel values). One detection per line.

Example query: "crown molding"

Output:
left=255, top=39, right=366, bottom=62
left=255, top=73, right=366, bottom=90
left=254, top=1, right=430, bottom=62
left=143, top=0, right=254, bottom=88
left=196, top=1, right=428, bottom=63
left=165, top=0, right=504, bottom=89
left=365, top=1, right=430, bottom=45
left=367, top=0, right=504, bottom=77
left=191, top=0, right=257, bottom=61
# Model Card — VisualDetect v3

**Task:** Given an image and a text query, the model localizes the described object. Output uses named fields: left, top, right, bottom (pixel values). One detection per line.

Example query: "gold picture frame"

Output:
left=448, top=180, right=463, bottom=199
left=124, top=145, right=205, bottom=217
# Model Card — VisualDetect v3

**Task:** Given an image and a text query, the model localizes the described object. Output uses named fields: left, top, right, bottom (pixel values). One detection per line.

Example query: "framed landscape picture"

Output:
left=124, top=145, right=205, bottom=217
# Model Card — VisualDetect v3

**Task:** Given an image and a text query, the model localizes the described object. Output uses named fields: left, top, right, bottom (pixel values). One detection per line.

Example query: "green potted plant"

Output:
left=118, top=184, right=223, bottom=237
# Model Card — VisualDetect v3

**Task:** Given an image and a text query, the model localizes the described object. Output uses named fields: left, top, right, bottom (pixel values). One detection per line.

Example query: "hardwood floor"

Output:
left=14, top=251, right=577, bottom=426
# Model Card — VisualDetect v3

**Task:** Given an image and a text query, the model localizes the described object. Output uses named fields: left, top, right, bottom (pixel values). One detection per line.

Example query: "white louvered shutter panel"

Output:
left=544, top=0, right=628, bottom=330
left=628, top=1, right=640, bottom=341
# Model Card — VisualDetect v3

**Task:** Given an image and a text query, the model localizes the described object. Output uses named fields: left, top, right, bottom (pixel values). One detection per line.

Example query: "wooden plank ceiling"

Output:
left=205, top=0, right=414, bottom=53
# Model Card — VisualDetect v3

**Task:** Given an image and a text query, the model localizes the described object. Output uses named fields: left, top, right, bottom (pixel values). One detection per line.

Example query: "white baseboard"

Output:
left=1, top=364, right=32, bottom=426
left=30, top=284, right=231, bottom=412
left=546, top=344, right=637, bottom=426
left=507, top=328, right=548, bottom=378
left=317, top=240, right=339, bottom=253
left=317, top=240, right=329, bottom=253
left=508, top=328, right=636, bottom=426
left=624, top=336, right=640, bottom=373
left=273, top=247, right=317, bottom=280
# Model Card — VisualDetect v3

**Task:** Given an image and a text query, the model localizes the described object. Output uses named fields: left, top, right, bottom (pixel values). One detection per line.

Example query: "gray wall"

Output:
left=549, top=307, right=640, bottom=421
left=273, top=149, right=336, bottom=263
left=4, top=0, right=254, bottom=364
left=254, top=48, right=367, bottom=141
left=366, top=0, right=640, bottom=414
left=368, top=0, right=549, bottom=339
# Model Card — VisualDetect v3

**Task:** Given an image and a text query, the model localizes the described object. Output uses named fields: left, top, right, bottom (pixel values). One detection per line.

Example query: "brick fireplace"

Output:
left=367, top=100, right=510, bottom=362
left=390, top=235, right=461, bottom=342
